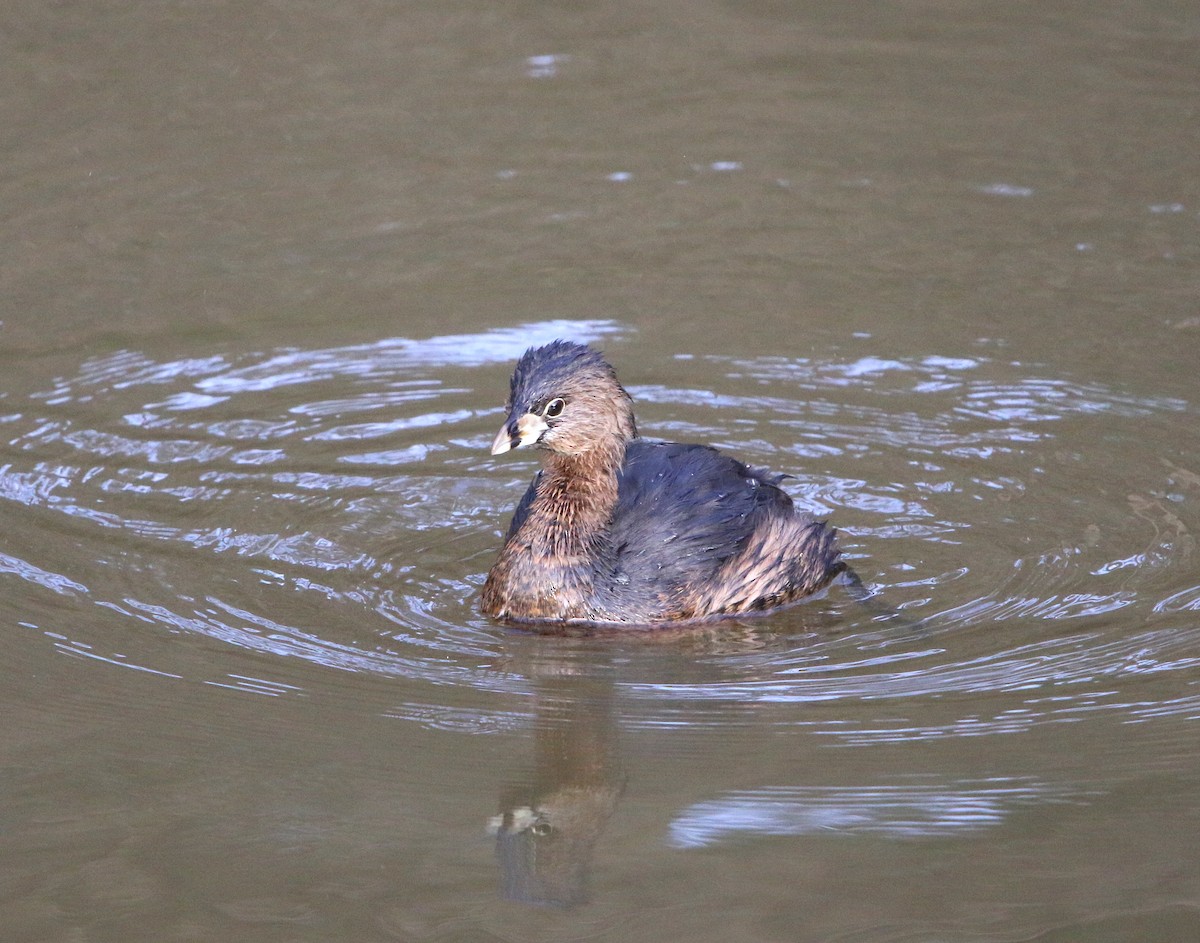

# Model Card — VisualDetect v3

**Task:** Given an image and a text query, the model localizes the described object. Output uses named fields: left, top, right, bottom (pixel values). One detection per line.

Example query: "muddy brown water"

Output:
left=3, top=1, right=1198, bottom=940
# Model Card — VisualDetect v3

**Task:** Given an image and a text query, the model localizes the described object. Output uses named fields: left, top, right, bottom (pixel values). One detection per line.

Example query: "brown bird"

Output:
left=481, top=341, right=842, bottom=626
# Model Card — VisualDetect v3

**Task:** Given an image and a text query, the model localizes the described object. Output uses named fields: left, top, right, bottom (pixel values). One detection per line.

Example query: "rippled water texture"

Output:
left=6, top=318, right=1197, bottom=706
left=3, top=0, right=1199, bottom=940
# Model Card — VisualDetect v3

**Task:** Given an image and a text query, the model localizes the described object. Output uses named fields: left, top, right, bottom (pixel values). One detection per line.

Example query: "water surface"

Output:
left=2, top=1, right=1198, bottom=940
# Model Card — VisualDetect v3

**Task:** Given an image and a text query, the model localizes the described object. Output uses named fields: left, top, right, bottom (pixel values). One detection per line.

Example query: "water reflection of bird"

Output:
left=489, top=780, right=624, bottom=907
left=487, top=670, right=624, bottom=908
left=481, top=341, right=842, bottom=627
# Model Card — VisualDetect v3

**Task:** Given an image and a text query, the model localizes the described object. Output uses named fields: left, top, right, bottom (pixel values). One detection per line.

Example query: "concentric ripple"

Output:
left=1, top=320, right=1197, bottom=747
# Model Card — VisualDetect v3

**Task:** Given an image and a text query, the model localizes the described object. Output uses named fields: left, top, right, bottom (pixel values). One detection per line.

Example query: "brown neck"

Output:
left=533, top=441, right=624, bottom=550
left=482, top=435, right=629, bottom=621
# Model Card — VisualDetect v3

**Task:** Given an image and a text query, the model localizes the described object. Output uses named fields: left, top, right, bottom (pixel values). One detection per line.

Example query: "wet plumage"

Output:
left=481, top=341, right=842, bottom=626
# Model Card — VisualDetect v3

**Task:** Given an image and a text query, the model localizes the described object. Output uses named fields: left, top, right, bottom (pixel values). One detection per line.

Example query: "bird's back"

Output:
left=593, top=440, right=840, bottom=621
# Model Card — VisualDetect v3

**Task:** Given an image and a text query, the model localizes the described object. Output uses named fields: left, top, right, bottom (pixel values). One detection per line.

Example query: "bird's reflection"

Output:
left=484, top=600, right=905, bottom=907
left=483, top=620, right=810, bottom=908
left=488, top=652, right=624, bottom=908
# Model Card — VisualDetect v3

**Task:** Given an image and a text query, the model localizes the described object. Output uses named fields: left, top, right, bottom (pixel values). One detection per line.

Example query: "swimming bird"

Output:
left=481, top=341, right=841, bottom=626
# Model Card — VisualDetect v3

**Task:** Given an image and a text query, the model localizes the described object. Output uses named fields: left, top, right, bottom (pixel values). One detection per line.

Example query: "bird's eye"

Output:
left=543, top=398, right=565, bottom=418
